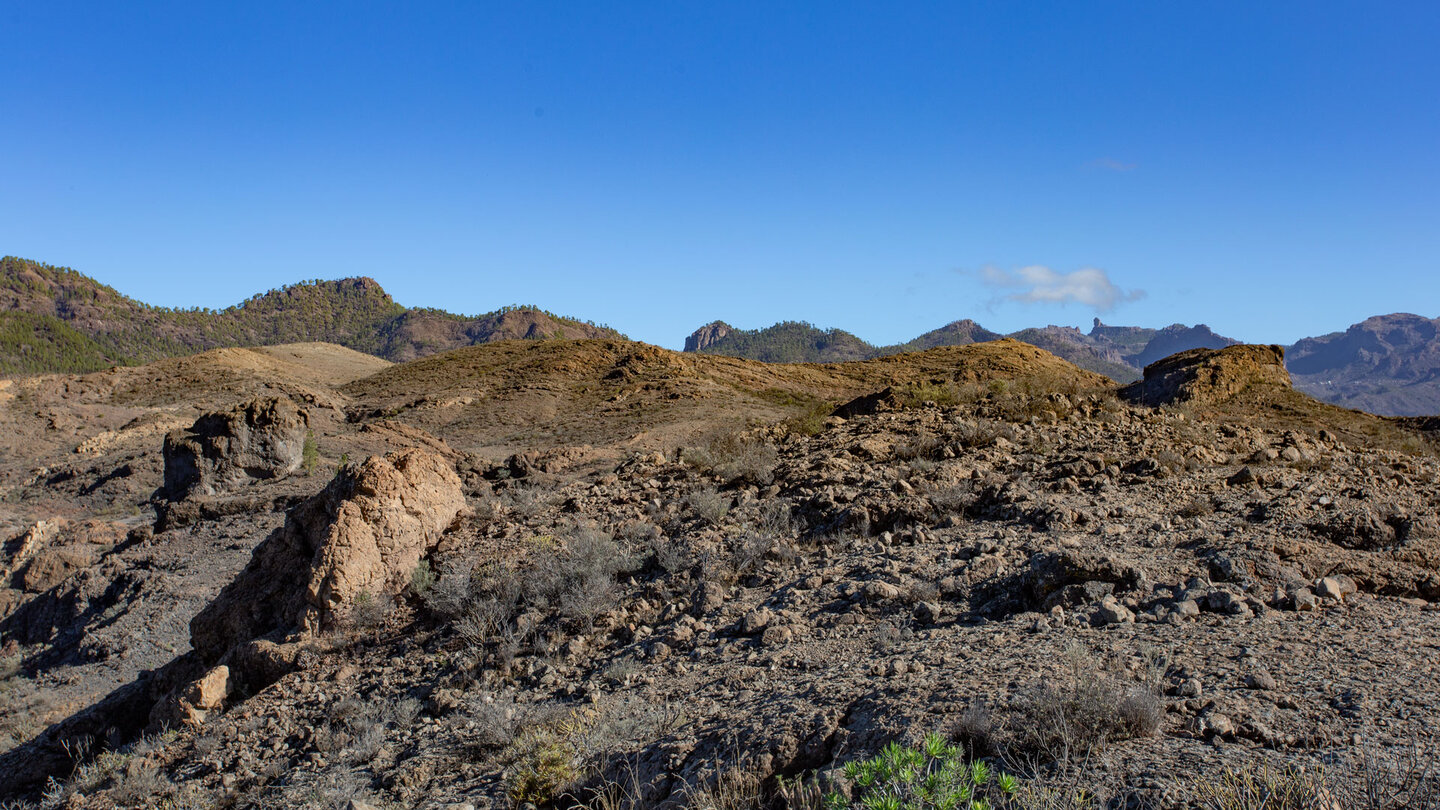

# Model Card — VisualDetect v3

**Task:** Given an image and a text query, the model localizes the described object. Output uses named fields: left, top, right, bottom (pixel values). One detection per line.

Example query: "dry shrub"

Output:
left=686, top=485, right=731, bottom=525
left=953, top=419, right=1015, bottom=449
left=1193, top=763, right=1332, bottom=810
left=956, top=646, right=1161, bottom=767
left=1331, top=739, right=1440, bottom=810
left=683, top=433, right=778, bottom=486
left=1177, top=497, right=1214, bottom=519
left=444, top=525, right=639, bottom=655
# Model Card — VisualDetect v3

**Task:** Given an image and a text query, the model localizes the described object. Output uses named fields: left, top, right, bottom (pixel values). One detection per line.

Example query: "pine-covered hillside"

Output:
left=0, top=257, right=623, bottom=374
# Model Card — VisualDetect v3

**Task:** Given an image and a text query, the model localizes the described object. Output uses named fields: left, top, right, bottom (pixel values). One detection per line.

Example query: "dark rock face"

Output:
left=1128, top=344, right=1291, bottom=406
left=684, top=321, right=735, bottom=352
left=162, top=397, right=310, bottom=499
left=1287, top=313, right=1440, bottom=416
left=1133, top=324, right=1238, bottom=369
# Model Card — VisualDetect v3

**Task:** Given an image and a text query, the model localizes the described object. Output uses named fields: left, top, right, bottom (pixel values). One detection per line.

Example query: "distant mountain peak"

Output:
left=684, top=321, right=734, bottom=352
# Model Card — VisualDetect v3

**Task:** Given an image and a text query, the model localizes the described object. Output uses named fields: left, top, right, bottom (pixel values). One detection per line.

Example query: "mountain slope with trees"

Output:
left=0, top=257, right=622, bottom=374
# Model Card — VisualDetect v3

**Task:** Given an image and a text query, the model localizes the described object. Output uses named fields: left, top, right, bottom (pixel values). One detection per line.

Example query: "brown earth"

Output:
left=0, top=338, right=1437, bottom=808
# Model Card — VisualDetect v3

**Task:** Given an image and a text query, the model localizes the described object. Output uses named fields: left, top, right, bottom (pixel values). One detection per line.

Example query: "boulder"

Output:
left=163, top=397, right=310, bottom=499
left=190, top=448, right=464, bottom=666
left=1127, top=344, right=1291, bottom=407
left=19, top=548, right=96, bottom=593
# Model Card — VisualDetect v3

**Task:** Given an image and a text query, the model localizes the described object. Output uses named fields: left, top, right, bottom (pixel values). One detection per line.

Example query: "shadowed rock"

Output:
left=189, top=447, right=464, bottom=665
left=162, top=397, right=310, bottom=498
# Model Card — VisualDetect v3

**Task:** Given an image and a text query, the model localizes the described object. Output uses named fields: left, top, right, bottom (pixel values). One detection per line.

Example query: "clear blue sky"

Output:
left=3, top=2, right=1437, bottom=348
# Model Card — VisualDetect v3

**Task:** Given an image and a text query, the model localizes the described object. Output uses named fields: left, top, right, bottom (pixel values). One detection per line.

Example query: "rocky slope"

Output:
left=1, top=338, right=1438, bottom=808
left=0, top=257, right=622, bottom=374
left=1288, top=313, right=1440, bottom=416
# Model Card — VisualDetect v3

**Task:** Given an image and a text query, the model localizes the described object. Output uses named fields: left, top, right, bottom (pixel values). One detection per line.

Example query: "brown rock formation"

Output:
left=189, top=448, right=464, bottom=665
left=684, top=321, right=735, bottom=352
left=1127, top=344, right=1291, bottom=406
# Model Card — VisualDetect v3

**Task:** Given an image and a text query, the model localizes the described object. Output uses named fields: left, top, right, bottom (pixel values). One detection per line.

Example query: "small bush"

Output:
left=894, top=433, right=945, bottom=462
left=453, top=525, right=638, bottom=655
left=957, top=646, right=1161, bottom=767
left=1193, top=763, right=1329, bottom=810
left=786, top=400, right=836, bottom=437
left=502, top=484, right=551, bottom=519
left=409, top=559, right=436, bottom=596
left=684, top=433, right=778, bottom=486
left=954, top=419, right=1015, bottom=449
left=686, top=485, right=731, bottom=525
left=894, top=382, right=962, bottom=409
left=1009, top=674, right=1161, bottom=764
left=1177, top=498, right=1213, bottom=519
left=650, top=534, right=693, bottom=575
left=929, top=484, right=975, bottom=519
left=424, top=572, right=471, bottom=620
left=348, top=590, right=390, bottom=637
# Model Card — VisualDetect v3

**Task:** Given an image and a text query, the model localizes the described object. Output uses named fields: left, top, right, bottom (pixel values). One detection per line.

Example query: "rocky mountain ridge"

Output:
left=685, top=317, right=1239, bottom=382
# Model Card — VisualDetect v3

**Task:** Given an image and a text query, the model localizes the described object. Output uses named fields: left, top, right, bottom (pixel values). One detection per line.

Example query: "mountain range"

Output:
left=684, top=315, right=1440, bottom=416
left=2, top=255, right=1438, bottom=416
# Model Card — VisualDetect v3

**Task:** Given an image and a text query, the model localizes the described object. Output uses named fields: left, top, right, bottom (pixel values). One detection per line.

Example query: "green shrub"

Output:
left=829, top=733, right=1018, bottom=810
left=301, top=430, right=319, bottom=475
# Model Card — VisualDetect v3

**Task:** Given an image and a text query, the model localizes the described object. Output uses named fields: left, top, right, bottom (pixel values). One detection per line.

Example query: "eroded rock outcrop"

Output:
left=189, top=448, right=463, bottom=667
left=1127, top=344, right=1291, bottom=406
left=684, top=321, right=735, bottom=352
left=162, top=397, right=310, bottom=498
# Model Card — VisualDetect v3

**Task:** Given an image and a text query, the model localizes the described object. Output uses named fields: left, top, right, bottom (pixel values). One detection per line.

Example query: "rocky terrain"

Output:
left=0, top=257, right=621, bottom=375
left=0, top=335, right=1438, bottom=809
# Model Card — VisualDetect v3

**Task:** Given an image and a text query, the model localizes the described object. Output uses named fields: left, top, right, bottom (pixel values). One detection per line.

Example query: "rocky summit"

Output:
left=1, top=336, right=1438, bottom=809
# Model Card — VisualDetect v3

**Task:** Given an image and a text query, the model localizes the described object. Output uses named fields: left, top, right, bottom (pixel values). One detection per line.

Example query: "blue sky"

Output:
left=2, top=2, right=1437, bottom=348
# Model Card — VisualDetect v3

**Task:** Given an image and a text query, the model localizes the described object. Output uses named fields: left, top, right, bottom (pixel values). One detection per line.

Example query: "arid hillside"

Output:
left=1, top=337, right=1438, bottom=809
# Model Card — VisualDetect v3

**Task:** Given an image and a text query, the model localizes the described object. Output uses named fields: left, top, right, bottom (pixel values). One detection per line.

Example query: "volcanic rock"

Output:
left=1127, top=344, right=1291, bottom=406
left=684, top=321, right=735, bottom=352
left=189, top=448, right=464, bottom=664
left=162, top=397, right=310, bottom=498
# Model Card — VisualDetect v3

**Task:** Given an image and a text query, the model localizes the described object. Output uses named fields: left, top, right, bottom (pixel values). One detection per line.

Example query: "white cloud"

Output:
left=978, top=265, right=1144, bottom=312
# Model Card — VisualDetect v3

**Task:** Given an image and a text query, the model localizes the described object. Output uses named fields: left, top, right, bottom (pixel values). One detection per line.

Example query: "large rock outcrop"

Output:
left=684, top=321, right=735, bottom=352
left=189, top=448, right=464, bottom=665
left=1127, top=344, right=1291, bottom=406
left=162, top=397, right=310, bottom=498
